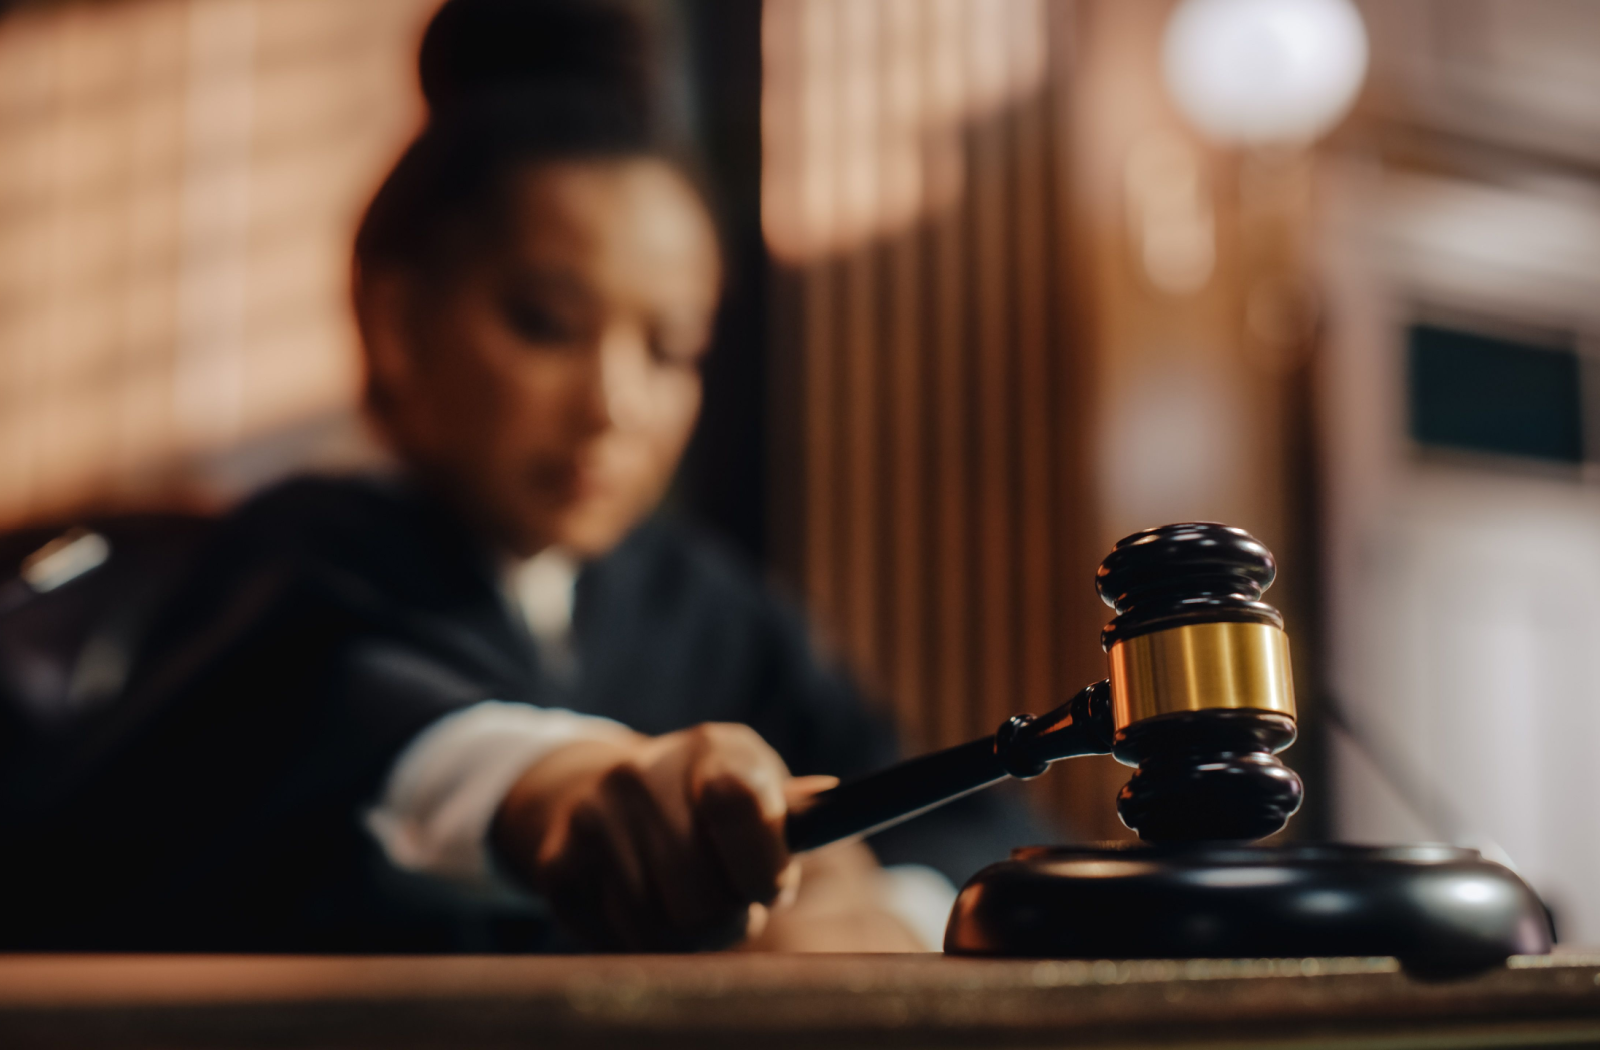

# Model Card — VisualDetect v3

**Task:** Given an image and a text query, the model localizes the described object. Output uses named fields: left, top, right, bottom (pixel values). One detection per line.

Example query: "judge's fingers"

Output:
left=537, top=813, right=622, bottom=950
left=745, top=901, right=771, bottom=941
left=603, top=756, right=752, bottom=947
left=784, top=774, right=840, bottom=808
left=548, top=790, right=674, bottom=950
left=767, top=775, right=834, bottom=910
left=686, top=723, right=795, bottom=906
left=773, top=856, right=802, bottom=911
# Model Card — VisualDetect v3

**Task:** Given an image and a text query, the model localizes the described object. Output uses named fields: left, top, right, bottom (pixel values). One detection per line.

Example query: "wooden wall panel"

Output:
left=765, top=0, right=1119, bottom=834
left=929, top=203, right=973, bottom=752
left=0, top=0, right=436, bottom=526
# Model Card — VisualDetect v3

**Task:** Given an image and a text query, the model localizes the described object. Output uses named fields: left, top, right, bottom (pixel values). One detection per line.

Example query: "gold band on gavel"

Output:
left=1107, top=621, right=1296, bottom=730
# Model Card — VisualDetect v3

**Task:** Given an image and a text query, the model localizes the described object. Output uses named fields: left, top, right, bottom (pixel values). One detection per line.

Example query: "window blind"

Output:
left=0, top=0, right=435, bottom=525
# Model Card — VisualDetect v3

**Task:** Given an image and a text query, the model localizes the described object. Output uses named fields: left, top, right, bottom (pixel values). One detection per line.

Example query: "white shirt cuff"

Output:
left=364, top=700, right=631, bottom=887
left=877, top=864, right=960, bottom=951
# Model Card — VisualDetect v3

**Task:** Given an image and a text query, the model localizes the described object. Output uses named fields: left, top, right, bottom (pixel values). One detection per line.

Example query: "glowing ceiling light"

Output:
left=1161, top=0, right=1369, bottom=147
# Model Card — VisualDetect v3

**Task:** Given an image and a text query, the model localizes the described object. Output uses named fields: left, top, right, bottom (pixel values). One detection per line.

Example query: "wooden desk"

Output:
left=3, top=953, right=1600, bottom=1049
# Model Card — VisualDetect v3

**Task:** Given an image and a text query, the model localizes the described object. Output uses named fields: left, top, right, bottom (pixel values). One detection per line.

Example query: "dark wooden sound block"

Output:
left=945, top=842, right=1553, bottom=973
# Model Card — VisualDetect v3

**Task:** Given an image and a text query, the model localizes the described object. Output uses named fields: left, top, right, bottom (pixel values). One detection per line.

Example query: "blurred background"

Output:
left=1, top=0, right=1599, bottom=941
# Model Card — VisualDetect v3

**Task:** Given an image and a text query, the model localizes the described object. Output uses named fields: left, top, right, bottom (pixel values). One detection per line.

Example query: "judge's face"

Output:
left=364, top=158, right=722, bottom=558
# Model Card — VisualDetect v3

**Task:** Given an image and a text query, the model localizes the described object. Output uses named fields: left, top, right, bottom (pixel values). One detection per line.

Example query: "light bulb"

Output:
left=1162, top=0, right=1369, bottom=147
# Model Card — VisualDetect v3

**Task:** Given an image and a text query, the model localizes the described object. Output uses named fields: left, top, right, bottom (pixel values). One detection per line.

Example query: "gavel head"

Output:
left=1097, top=523, right=1303, bottom=842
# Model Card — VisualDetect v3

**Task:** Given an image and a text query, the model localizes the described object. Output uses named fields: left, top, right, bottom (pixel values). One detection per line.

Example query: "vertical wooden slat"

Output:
left=802, top=261, right=839, bottom=630
left=840, top=248, right=881, bottom=681
left=968, top=0, right=1015, bottom=739
left=886, top=233, right=926, bottom=743
left=1013, top=85, right=1055, bottom=722
left=930, top=204, right=971, bottom=748
left=883, top=0, right=927, bottom=746
left=922, top=0, right=973, bottom=750
left=836, top=0, right=882, bottom=683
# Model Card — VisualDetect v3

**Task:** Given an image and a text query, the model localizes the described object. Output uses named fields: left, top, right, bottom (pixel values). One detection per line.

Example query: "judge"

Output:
left=0, top=0, right=1038, bottom=953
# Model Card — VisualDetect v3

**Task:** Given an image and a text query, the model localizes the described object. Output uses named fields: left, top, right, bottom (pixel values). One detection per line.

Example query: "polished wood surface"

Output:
left=4, top=953, right=1600, bottom=1049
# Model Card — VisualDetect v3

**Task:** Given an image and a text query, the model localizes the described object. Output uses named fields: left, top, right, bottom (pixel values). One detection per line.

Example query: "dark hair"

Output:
left=354, top=0, right=699, bottom=279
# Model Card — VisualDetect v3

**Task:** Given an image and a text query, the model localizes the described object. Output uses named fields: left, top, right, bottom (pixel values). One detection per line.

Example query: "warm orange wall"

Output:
left=769, top=0, right=1321, bottom=840
left=0, top=0, right=437, bottom=526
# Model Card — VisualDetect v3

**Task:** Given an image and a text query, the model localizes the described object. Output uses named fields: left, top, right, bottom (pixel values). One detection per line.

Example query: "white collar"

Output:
left=506, top=546, right=580, bottom=647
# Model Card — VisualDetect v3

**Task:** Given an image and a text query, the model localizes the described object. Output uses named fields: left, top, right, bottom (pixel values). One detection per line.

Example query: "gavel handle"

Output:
left=784, top=680, right=1115, bottom=854
left=784, top=737, right=1009, bottom=853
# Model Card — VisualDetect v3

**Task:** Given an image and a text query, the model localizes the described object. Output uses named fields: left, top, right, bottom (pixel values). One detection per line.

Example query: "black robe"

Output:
left=0, top=475, right=1043, bottom=951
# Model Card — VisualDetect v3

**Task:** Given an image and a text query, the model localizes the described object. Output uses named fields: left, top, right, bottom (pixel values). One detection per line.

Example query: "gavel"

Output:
left=785, top=521, right=1303, bottom=851
left=786, top=521, right=1550, bottom=970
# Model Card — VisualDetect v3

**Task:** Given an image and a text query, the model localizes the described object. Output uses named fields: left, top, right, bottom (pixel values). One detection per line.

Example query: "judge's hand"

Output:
left=492, top=722, right=836, bottom=951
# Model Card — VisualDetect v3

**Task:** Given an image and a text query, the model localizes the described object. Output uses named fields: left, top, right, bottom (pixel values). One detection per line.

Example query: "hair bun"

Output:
left=418, top=0, right=652, bottom=116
